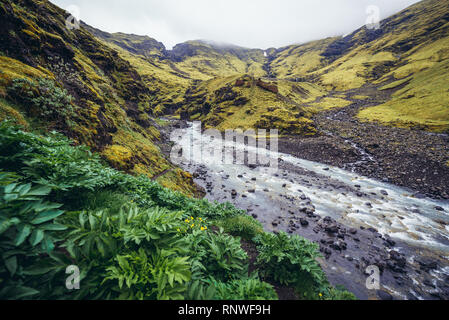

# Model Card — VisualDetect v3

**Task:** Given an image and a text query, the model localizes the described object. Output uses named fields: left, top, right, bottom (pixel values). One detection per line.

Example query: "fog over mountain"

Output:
left=50, top=0, right=421, bottom=49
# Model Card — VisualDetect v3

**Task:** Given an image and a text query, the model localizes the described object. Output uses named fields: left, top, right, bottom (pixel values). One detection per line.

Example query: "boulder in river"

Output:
left=377, top=290, right=393, bottom=300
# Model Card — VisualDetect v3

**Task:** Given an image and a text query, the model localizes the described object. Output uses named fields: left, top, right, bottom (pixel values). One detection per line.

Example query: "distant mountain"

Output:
left=86, top=0, right=449, bottom=132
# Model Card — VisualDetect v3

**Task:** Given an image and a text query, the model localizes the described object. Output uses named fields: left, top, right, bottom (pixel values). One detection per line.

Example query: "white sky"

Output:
left=50, top=0, right=422, bottom=49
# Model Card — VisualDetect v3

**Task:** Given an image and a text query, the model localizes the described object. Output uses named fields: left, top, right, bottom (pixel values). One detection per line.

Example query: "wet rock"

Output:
left=349, top=228, right=358, bottom=235
left=300, top=218, right=309, bottom=227
left=323, top=216, right=334, bottom=223
left=377, top=290, right=393, bottom=300
left=417, top=258, right=438, bottom=272
left=272, top=221, right=279, bottom=227
left=385, top=238, right=396, bottom=247
left=248, top=189, right=256, bottom=193
left=380, top=190, right=388, bottom=196
left=423, top=279, right=435, bottom=288
left=389, top=251, right=406, bottom=268
left=325, top=224, right=339, bottom=234
left=331, top=243, right=341, bottom=251
left=251, top=214, right=258, bottom=219
left=435, top=206, right=445, bottom=212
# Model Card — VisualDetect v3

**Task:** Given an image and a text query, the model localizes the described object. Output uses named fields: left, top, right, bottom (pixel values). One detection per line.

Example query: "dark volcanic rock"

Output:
left=377, top=290, right=393, bottom=300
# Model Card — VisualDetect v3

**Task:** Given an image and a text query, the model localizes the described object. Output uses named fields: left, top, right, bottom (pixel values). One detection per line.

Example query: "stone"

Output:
left=377, top=290, right=393, bottom=300
left=325, top=224, right=339, bottom=234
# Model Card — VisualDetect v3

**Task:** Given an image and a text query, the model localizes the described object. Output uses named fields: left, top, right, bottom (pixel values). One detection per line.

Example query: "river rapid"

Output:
left=172, top=122, right=449, bottom=300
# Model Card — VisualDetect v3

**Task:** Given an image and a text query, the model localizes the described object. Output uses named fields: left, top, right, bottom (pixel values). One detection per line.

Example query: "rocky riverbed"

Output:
left=287, top=88, right=449, bottom=200
left=160, top=119, right=449, bottom=300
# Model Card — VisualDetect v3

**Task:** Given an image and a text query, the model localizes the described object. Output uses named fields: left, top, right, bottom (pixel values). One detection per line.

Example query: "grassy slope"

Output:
left=179, top=75, right=318, bottom=135
left=0, top=0, right=199, bottom=196
left=87, top=0, right=449, bottom=133
left=268, top=0, right=449, bottom=132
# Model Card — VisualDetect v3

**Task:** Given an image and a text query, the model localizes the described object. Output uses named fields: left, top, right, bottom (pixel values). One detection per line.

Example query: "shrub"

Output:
left=7, top=78, right=76, bottom=128
left=184, top=229, right=248, bottom=282
left=254, top=231, right=327, bottom=299
left=209, top=276, right=278, bottom=300
left=214, top=214, right=264, bottom=240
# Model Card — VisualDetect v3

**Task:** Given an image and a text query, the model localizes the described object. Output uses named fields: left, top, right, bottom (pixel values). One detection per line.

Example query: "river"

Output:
left=172, top=122, right=449, bottom=300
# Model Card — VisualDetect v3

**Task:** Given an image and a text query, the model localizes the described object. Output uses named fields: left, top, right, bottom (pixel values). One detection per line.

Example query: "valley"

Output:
left=0, top=0, right=448, bottom=301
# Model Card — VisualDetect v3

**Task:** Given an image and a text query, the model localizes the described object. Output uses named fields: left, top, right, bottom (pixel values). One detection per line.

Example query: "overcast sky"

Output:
left=50, top=0, right=421, bottom=49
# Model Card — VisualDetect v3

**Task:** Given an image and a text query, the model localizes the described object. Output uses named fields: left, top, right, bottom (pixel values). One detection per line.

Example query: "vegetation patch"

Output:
left=0, top=121, right=355, bottom=300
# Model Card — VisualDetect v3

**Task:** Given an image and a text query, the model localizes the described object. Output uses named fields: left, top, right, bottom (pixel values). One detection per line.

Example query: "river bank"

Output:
left=159, top=120, right=449, bottom=300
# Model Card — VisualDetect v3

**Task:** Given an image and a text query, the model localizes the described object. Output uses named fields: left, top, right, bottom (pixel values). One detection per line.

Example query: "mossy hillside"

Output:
left=266, top=0, right=449, bottom=131
left=170, top=40, right=267, bottom=79
left=96, top=40, right=193, bottom=116
left=270, top=37, right=339, bottom=79
left=0, top=0, right=198, bottom=196
left=179, top=75, right=317, bottom=135
left=305, top=97, right=353, bottom=113
left=358, top=58, right=449, bottom=132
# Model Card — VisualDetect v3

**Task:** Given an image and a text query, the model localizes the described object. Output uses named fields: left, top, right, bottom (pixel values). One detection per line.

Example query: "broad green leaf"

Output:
left=27, top=186, right=52, bottom=196
left=41, top=236, right=55, bottom=253
left=8, top=286, right=40, bottom=300
left=29, top=229, right=44, bottom=246
left=40, top=223, right=67, bottom=231
left=14, top=224, right=31, bottom=246
left=5, top=255, right=17, bottom=276
left=30, top=209, right=64, bottom=225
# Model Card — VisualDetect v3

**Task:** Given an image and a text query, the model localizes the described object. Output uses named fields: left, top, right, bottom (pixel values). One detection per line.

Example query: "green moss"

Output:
left=0, top=98, right=29, bottom=128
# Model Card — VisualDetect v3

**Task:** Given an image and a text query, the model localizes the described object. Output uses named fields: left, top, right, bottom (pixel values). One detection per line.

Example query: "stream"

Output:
left=171, top=122, right=449, bottom=300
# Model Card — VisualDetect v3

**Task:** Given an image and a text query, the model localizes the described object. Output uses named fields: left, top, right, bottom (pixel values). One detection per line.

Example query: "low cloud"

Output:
left=51, top=0, right=421, bottom=49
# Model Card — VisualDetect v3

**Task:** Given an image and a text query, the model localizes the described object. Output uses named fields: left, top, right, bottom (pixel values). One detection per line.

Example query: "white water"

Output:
left=176, top=124, right=449, bottom=254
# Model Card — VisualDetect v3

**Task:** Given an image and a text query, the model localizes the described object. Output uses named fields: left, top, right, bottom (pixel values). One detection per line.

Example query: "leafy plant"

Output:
left=214, top=214, right=263, bottom=240
left=7, top=78, right=76, bottom=128
left=0, top=121, right=355, bottom=300
left=209, top=275, right=278, bottom=300
left=254, top=231, right=327, bottom=299
left=104, top=248, right=191, bottom=300
left=0, top=174, right=69, bottom=299
left=184, top=229, right=248, bottom=282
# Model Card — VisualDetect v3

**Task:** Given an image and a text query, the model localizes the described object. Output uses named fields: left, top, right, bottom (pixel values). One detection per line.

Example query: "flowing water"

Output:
left=173, top=123, right=449, bottom=299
